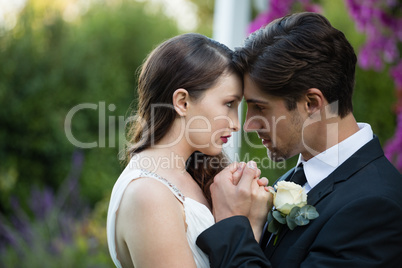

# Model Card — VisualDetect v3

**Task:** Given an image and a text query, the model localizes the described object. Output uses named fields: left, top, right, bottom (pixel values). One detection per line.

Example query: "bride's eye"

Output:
left=226, top=101, right=234, bottom=108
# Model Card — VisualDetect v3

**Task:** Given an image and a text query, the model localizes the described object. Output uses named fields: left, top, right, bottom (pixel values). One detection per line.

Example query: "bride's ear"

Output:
left=173, top=88, right=189, bottom=116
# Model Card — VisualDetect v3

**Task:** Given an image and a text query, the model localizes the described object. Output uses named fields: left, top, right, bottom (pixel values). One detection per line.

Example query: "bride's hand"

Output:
left=249, top=177, right=274, bottom=242
left=210, top=161, right=261, bottom=222
left=231, top=162, right=261, bottom=185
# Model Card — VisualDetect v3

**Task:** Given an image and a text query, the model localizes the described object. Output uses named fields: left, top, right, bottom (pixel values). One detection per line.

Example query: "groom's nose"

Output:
left=243, top=113, right=264, bottom=132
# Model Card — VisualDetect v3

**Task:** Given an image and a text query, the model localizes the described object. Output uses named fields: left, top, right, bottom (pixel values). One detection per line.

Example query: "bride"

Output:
left=107, top=33, right=268, bottom=268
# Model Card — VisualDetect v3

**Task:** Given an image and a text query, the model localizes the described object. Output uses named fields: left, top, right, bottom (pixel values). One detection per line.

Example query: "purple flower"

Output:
left=248, top=0, right=296, bottom=33
left=383, top=37, right=399, bottom=63
left=0, top=215, right=18, bottom=252
left=358, top=42, right=384, bottom=71
left=29, top=187, right=55, bottom=220
left=391, top=61, right=402, bottom=88
left=248, top=11, right=272, bottom=33
left=345, top=0, right=402, bottom=88
left=385, top=0, right=398, bottom=6
left=385, top=111, right=402, bottom=170
left=303, top=4, right=322, bottom=13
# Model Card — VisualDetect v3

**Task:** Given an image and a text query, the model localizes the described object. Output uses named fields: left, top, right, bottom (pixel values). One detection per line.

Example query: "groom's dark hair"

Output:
left=233, top=12, right=357, bottom=118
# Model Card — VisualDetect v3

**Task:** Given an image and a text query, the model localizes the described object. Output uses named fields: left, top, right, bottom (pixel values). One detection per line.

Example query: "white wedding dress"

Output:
left=107, top=161, right=215, bottom=268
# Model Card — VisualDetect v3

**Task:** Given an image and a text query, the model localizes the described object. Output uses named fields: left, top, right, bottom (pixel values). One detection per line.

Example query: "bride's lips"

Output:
left=220, top=135, right=231, bottom=143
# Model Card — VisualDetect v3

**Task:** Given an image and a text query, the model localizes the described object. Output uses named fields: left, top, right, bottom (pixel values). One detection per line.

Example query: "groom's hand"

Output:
left=211, top=161, right=263, bottom=222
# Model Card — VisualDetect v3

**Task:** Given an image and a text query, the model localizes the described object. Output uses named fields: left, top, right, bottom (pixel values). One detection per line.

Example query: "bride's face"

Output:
left=185, top=73, right=242, bottom=156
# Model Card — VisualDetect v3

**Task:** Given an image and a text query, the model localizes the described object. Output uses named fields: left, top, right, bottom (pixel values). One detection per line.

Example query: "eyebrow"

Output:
left=245, top=99, right=269, bottom=105
left=229, top=95, right=243, bottom=101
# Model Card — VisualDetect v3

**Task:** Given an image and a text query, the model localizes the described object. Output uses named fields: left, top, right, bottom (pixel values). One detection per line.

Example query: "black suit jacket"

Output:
left=197, top=137, right=402, bottom=267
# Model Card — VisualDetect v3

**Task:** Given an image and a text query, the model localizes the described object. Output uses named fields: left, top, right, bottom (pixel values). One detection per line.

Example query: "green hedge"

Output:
left=0, top=0, right=180, bottom=210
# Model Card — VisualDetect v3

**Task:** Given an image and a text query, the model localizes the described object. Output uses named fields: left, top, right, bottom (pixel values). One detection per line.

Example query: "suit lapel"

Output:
left=307, top=136, right=384, bottom=206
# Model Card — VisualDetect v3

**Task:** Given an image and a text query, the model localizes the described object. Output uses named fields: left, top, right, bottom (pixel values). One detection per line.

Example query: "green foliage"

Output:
left=272, top=210, right=286, bottom=224
left=353, top=68, right=397, bottom=143
left=0, top=1, right=180, bottom=261
left=0, top=0, right=180, bottom=209
left=188, top=0, right=215, bottom=36
left=268, top=205, right=319, bottom=233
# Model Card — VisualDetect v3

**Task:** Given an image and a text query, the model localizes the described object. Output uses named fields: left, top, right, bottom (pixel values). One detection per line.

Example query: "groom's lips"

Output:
left=259, top=135, right=272, bottom=147
left=262, top=139, right=271, bottom=146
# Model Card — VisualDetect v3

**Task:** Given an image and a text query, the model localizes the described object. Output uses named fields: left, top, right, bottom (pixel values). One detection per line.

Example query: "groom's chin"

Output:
left=267, top=150, right=287, bottom=163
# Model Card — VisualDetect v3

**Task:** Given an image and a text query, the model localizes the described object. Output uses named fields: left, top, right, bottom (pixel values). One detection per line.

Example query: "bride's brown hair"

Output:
left=125, top=33, right=241, bottom=207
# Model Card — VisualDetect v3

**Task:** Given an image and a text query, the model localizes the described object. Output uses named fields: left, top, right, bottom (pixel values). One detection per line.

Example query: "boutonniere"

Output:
left=268, top=181, right=319, bottom=244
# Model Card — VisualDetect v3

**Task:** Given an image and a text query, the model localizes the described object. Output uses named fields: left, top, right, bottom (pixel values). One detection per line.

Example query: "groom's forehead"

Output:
left=243, top=86, right=276, bottom=104
left=243, top=74, right=266, bottom=94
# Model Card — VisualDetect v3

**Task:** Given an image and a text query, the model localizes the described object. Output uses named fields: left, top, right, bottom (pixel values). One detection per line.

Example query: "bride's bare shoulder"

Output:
left=115, top=178, right=191, bottom=267
left=118, top=177, right=183, bottom=220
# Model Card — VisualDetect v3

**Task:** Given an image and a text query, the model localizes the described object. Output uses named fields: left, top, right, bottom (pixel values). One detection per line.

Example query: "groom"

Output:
left=196, top=12, right=402, bottom=267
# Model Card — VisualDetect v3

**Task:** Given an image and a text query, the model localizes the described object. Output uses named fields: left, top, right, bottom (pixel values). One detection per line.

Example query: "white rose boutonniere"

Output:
left=268, top=181, right=319, bottom=240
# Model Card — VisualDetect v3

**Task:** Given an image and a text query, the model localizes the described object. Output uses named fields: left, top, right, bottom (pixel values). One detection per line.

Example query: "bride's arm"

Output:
left=116, top=178, right=197, bottom=268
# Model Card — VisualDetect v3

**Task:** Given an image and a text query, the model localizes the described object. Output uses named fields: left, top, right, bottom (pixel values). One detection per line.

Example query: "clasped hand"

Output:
left=210, top=161, right=274, bottom=241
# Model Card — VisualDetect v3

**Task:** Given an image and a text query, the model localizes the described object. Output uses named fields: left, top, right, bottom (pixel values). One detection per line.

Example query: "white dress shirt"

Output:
left=297, top=123, right=373, bottom=193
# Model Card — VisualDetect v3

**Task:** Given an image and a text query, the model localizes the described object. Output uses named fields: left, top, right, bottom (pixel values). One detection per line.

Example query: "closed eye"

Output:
left=246, top=99, right=268, bottom=112
left=253, top=104, right=265, bottom=111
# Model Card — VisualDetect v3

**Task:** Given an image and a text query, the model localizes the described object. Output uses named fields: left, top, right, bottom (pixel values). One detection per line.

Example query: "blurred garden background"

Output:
left=0, top=0, right=401, bottom=267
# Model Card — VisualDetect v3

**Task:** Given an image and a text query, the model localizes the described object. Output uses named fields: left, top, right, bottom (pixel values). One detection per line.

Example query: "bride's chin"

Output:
left=199, top=147, right=222, bottom=157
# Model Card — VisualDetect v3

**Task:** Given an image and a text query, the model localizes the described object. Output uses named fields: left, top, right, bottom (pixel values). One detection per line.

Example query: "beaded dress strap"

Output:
left=138, top=169, right=185, bottom=202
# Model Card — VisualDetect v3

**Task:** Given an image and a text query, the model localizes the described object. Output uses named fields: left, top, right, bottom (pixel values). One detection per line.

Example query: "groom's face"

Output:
left=243, top=75, right=306, bottom=161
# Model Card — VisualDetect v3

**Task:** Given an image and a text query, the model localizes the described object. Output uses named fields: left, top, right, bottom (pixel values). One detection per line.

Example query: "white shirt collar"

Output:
left=297, top=123, right=373, bottom=192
